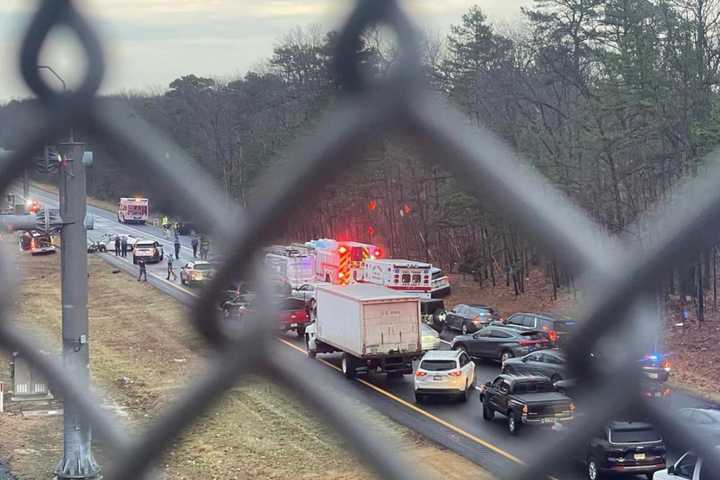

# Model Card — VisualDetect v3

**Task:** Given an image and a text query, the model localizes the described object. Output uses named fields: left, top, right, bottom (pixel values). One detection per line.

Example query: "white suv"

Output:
left=414, top=349, right=475, bottom=403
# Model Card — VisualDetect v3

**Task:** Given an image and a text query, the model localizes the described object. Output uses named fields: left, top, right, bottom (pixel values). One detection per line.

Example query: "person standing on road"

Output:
left=114, top=235, right=120, bottom=256
left=200, top=235, right=210, bottom=260
left=173, top=230, right=181, bottom=260
left=166, top=255, right=176, bottom=281
left=121, top=235, right=128, bottom=258
left=137, top=258, right=147, bottom=282
left=191, top=231, right=199, bottom=258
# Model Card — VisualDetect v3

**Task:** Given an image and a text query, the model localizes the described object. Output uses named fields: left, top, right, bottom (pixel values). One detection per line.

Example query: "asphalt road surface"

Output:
left=17, top=185, right=718, bottom=480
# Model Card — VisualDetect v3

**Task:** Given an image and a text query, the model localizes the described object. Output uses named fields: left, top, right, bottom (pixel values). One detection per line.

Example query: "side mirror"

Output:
left=521, top=357, right=528, bottom=362
left=667, top=465, right=675, bottom=475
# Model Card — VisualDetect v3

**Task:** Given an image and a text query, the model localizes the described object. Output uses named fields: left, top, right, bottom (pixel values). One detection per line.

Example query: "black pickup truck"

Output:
left=479, top=374, right=574, bottom=434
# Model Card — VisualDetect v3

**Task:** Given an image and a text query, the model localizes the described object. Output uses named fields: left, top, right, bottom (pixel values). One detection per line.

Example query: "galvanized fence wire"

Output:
left=0, top=0, right=719, bottom=479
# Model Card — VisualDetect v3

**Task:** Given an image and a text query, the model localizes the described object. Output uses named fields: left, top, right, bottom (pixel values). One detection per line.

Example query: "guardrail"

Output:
left=1, top=1, right=719, bottom=479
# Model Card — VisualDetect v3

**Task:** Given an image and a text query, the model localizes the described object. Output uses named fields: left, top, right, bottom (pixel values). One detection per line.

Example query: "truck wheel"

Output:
left=507, top=413, right=521, bottom=435
left=297, top=325, right=306, bottom=338
left=482, top=400, right=494, bottom=420
left=306, top=336, right=316, bottom=359
left=341, top=354, right=356, bottom=379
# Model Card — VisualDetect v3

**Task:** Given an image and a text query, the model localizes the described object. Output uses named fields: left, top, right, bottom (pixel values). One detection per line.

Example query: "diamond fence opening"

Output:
left=1, top=1, right=720, bottom=479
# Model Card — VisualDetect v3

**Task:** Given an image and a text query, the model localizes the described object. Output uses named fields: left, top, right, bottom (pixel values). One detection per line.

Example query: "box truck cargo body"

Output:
left=305, top=284, right=422, bottom=378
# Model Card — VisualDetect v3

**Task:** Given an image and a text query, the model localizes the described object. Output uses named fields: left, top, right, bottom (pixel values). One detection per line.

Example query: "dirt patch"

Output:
left=445, top=269, right=578, bottom=318
left=0, top=242, right=492, bottom=479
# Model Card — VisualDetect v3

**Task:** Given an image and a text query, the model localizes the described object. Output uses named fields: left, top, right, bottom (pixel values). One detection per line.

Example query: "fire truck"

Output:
left=361, top=259, right=432, bottom=297
left=118, top=197, right=149, bottom=224
left=306, top=239, right=381, bottom=285
left=264, top=245, right=316, bottom=289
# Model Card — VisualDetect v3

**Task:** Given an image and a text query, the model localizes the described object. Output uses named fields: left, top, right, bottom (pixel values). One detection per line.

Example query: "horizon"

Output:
left=0, top=0, right=530, bottom=102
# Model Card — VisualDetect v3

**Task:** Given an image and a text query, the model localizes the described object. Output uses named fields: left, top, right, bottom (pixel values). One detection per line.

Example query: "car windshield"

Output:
left=610, top=427, right=661, bottom=443
left=512, top=381, right=554, bottom=393
left=193, top=264, right=213, bottom=271
left=420, top=360, right=457, bottom=371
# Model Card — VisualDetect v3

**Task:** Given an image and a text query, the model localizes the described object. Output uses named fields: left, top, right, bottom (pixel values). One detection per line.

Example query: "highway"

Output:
left=19, top=185, right=718, bottom=480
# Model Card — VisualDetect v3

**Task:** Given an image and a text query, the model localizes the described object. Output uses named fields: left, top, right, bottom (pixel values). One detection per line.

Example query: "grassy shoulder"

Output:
left=0, top=241, right=492, bottom=480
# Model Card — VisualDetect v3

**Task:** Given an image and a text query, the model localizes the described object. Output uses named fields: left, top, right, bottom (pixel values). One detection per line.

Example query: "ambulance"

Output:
left=306, top=239, right=381, bottom=285
left=264, top=245, right=316, bottom=289
left=117, top=197, right=149, bottom=224
left=361, top=259, right=432, bottom=297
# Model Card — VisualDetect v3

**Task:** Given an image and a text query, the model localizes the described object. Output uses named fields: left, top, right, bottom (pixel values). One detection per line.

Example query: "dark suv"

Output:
left=450, top=326, right=551, bottom=364
left=505, top=312, right=576, bottom=346
left=585, top=421, right=666, bottom=480
left=445, top=304, right=501, bottom=334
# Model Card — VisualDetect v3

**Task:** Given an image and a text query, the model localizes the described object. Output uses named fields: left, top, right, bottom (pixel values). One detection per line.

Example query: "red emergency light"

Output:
left=373, top=248, right=382, bottom=258
left=338, top=246, right=348, bottom=254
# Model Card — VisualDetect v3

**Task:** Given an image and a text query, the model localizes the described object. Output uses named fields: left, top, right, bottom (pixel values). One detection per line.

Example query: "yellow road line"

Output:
left=275, top=338, right=548, bottom=473
left=140, top=277, right=560, bottom=479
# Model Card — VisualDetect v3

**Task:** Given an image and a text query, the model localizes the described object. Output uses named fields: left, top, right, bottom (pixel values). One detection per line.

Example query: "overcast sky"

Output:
left=0, top=1, right=530, bottom=101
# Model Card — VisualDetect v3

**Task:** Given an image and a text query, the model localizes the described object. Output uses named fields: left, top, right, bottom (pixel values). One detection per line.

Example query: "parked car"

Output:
left=639, top=352, right=671, bottom=382
left=414, top=349, right=475, bottom=403
left=584, top=421, right=666, bottom=480
left=420, top=298, right=446, bottom=330
left=18, top=230, right=56, bottom=255
left=504, top=312, right=577, bottom=346
left=98, top=233, right=137, bottom=253
left=132, top=240, right=164, bottom=264
left=677, top=408, right=720, bottom=444
left=445, top=304, right=500, bottom=334
left=451, top=325, right=551, bottom=364
left=479, top=374, right=574, bottom=434
left=502, top=349, right=566, bottom=382
left=420, top=323, right=441, bottom=351
left=179, top=260, right=215, bottom=286
left=654, top=449, right=719, bottom=480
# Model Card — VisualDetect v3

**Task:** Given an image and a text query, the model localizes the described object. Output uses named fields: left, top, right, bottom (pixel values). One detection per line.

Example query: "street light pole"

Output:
left=55, top=139, right=100, bottom=480
left=39, top=64, right=100, bottom=479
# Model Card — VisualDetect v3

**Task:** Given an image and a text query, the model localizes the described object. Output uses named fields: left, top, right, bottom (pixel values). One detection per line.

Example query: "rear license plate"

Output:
left=647, top=372, right=659, bottom=379
left=541, top=418, right=554, bottom=424
left=634, top=453, right=646, bottom=460
left=433, top=375, right=443, bottom=381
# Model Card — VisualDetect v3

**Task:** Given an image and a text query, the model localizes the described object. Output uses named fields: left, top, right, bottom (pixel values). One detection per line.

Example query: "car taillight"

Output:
left=662, top=359, right=671, bottom=371
left=448, top=370, right=462, bottom=377
left=518, top=339, right=532, bottom=346
left=548, top=330, right=558, bottom=343
left=415, top=371, right=427, bottom=377
left=291, top=313, right=296, bottom=319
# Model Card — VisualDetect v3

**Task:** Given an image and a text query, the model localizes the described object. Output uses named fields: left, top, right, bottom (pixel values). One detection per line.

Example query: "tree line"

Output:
left=2, top=1, right=720, bottom=315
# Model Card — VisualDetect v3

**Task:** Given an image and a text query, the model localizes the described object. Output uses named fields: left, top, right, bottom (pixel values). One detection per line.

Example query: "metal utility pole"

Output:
left=54, top=139, right=100, bottom=479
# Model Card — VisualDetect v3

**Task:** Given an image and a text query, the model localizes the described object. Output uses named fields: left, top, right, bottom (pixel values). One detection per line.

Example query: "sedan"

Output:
left=444, top=304, right=500, bottom=335
left=180, top=261, right=215, bottom=286
left=450, top=326, right=550, bottom=364
left=502, top=349, right=566, bottom=383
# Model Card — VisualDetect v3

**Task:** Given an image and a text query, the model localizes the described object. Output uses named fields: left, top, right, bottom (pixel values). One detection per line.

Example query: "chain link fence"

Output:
left=1, top=0, right=719, bottom=479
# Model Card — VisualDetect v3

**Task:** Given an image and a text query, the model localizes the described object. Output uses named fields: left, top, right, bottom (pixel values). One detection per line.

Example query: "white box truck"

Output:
left=305, top=284, right=422, bottom=378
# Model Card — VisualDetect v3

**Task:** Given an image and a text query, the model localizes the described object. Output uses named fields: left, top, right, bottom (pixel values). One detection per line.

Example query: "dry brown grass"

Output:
left=0, top=242, right=492, bottom=480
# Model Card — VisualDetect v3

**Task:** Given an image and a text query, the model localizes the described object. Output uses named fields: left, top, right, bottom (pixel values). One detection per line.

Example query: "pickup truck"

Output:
left=479, top=374, right=574, bottom=434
